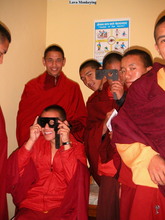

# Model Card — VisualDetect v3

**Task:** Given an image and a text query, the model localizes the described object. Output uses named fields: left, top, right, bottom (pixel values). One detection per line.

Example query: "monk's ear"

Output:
left=146, top=65, right=152, bottom=72
left=42, top=57, right=46, bottom=66
left=155, top=43, right=160, bottom=55
left=62, top=57, right=66, bottom=67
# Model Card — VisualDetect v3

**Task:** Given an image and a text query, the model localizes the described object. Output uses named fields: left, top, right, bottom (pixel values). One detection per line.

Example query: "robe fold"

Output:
left=0, top=107, right=8, bottom=220
left=112, top=62, right=165, bottom=194
left=16, top=72, right=87, bottom=147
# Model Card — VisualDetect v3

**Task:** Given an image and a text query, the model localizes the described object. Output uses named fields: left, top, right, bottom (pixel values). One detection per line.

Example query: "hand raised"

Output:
left=111, top=81, right=124, bottom=100
left=25, top=116, right=41, bottom=151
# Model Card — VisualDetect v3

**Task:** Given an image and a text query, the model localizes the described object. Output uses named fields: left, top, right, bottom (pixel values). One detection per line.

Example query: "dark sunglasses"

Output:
left=37, top=117, right=59, bottom=129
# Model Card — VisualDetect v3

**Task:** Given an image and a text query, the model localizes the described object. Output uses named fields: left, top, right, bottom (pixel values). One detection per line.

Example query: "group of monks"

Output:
left=0, top=10, right=165, bottom=220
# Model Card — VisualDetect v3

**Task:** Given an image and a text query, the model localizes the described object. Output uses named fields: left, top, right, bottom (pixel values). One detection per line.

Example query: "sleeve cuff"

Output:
left=116, top=142, right=158, bottom=188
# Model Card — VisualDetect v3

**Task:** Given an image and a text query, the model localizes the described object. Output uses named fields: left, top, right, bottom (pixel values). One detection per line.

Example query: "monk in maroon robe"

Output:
left=17, top=45, right=87, bottom=147
left=112, top=62, right=165, bottom=220
left=79, top=58, right=121, bottom=220
left=112, top=14, right=165, bottom=220
left=0, top=22, right=11, bottom=220
left=85, top=82, right=119, bottom=184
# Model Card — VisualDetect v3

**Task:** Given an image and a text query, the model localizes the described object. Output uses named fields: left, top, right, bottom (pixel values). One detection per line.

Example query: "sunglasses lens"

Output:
left=37, top=117, right=58, bottom=128
left=48, top=119, right=55, bottom=128
left=37, top=118, right=46, bottom=127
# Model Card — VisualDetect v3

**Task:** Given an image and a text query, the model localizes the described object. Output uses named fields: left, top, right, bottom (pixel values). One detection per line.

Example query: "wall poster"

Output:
left=94, top=18, right=130, bottom=63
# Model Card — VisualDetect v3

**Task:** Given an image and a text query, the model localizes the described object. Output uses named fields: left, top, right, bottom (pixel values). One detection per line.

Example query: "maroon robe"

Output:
left=16, top=72, right=87, bottom=147
left=0, top=107, right=8, bottom=220
left=112, top=62, right=165, bottom=195
left=85, top=82, right=120, bottom=220
left=85, top=81, right=119, bottom=185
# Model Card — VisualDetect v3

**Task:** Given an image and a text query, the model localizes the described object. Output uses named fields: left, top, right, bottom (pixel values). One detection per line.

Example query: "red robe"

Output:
left=85, top=81, right=119, bottom=185
left=112, top=63, right=165, bottom=220
left=85, top=82, right=120, bottom=220
left=0, top=107, right=8, bottom=220
left=7, top=135, right=89, bottom=220
left=16, top=72, right=87, bottom=147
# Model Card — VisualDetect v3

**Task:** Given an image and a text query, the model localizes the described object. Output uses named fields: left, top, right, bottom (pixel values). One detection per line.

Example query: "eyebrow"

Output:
left=85, top=70, right=92, bottom=75
left=121, top=63, right=136, bottom=68
left=80, top=70, right=92, bottom=78
left=128, top=63, right=136, bottom=66
left=156, top=35, right=165, bottom=42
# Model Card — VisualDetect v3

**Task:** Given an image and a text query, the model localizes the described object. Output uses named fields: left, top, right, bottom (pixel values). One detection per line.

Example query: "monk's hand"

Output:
left=25, top=117, right=41, bottom=151
left=148, top=154, right=165, bottom=185
left=102, top=110, right=114, bottom=136
left=111, top=81, right=124, bottom=100
left=109, top=131, right=113, bottom=140
left=58, top=120, right=71, bottom=150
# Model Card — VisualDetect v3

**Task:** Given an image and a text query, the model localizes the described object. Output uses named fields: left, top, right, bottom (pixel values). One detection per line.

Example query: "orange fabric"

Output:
left=157, top=67, right=165, bottom=89
left=116, top=142, right=158, bottom=188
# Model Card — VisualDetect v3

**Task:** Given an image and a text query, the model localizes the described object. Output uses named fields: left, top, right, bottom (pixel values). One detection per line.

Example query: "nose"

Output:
left=125, top=69, right=131, bottom=80
left=86, top=77, right=92, bottom=86
left=82, top=77, right=88, bottom=86
left=51, top=60, right=58, bottom=67
left=119, top=71, right=126, bottom=84
left=44, top=123, right=49, bottom=128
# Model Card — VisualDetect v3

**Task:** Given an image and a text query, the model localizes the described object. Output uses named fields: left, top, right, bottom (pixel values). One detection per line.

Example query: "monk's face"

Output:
left=40, top=110, right=61, bottom=143
left=0, top=39, right=9, bottom=64
left=104, top=60, right=122, bottom=86
left=80, top=66, right=102, bottom=91
left=155, top=21, right=165, bottom=60
left=43, top=51, right=66, bottom=77
left=121, top=55, right=150, bottom=88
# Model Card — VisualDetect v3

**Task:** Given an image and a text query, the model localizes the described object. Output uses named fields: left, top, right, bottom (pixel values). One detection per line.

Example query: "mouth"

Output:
left=88, top=83, right=95, bottom=90
left=51, top=68, right=58, bottom=72
left=44, top=131, right=53, bottom=135
left=125, top=81, right=132, bottom=87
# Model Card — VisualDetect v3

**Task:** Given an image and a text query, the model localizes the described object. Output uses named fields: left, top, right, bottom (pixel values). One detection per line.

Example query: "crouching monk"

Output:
left=7, top=105, right=89, bottom=220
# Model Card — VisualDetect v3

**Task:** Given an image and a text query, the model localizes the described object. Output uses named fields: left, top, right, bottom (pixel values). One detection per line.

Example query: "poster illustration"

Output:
left=94, top=18, right=130, bottom=63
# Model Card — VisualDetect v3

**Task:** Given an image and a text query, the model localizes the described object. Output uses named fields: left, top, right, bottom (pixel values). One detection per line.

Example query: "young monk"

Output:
left=79, top=53, right=122, bottom=220
left=108, top=48, right=153, bottom=108
left=103, top=51, right=125, bottom=107
left=92, top=49, right=152, bottom=220
left=16, top=44, right=87, bottom=147
left=7, top=105, right=89, bottom=220
left=111, top=13, right=165, bottom=220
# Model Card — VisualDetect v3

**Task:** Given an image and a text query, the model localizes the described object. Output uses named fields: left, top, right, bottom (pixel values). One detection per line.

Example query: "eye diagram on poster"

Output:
left=94, top=18, right=130, bottom=63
